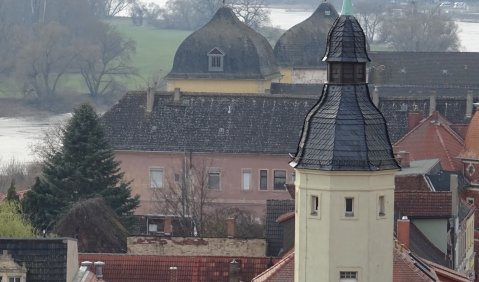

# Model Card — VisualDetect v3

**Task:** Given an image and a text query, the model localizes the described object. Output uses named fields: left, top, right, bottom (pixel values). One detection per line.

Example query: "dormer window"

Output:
left=208, top=47, right=225, bottom=72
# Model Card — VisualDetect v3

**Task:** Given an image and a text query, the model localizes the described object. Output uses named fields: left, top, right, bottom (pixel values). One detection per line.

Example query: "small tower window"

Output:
left=378, top=195, right=385, bottom=216
left=345, top=197, right=354, bottom=217
left=340, top=271, right=357, bottom=281
left=311, top=195, right=319, bottom=215
left=208, top=47, right=225, bottom=72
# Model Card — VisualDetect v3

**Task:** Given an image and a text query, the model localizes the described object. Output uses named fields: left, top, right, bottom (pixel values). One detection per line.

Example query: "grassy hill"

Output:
left=109, top=18, right=191, bottom=89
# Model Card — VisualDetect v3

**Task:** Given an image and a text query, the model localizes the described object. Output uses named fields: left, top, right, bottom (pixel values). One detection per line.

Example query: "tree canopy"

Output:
left=0, top=201, right=35, bottom=237
left=23, top=103, right=139, bottom=231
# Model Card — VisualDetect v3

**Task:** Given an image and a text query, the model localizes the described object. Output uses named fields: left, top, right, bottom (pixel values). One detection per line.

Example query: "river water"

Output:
left=1, top=5, right=478, bottom=164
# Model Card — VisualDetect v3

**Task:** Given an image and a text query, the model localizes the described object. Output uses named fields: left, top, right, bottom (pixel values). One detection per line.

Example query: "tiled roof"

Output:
left=427, top=170, right=467, bottom=192
left=379, top=97, right=471, bottom=143
left=273, top=2, right=338, bottom=68
left=101, top=92, right=315, bottom=154
left=0, top=238, right=75, bottom=282
left=424, top=260, right=469, bottom=282
left=395, top=191, right=452, bottom=218
left=252, top=250, right=294, bottom=282
left=393, top=243, right=438, bottom=282
left=291, top=84, right=399, bottom=171
left=167, top=7, right=279, bottom=80
left=323, top=15, right=370, bottom=63
left=395, top=175, right=432, bottom=192
left=394, top=112, right=464, bottom=171
left=252, top=245, right=453, bottom=282
left=460, top=107, right=479, bottom=160
left=265, top=200, right=294, bottom=257
left=369, top=52, right=479, bottom=87
left=78, top=254, right=275, bottom=282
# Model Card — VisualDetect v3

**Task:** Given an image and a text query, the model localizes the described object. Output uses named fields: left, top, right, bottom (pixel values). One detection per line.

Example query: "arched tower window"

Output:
left=208, top=47, right=225, bottom=72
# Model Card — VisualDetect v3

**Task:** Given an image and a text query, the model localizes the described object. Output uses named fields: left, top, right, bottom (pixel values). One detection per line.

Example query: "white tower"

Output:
left=290, top=1, right=399, bottom=281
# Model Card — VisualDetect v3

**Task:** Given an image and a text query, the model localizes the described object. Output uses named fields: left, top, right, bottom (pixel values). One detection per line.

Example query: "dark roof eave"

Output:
left=166, top=72, right=281, bottom=80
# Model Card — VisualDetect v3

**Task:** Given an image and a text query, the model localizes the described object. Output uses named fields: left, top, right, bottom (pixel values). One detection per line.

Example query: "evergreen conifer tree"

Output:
left=23, top=104, right=139, bottom=231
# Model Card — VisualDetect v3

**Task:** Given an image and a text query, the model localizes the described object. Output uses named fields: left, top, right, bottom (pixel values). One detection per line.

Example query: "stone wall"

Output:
left=127, top=236, right=267, bottom=257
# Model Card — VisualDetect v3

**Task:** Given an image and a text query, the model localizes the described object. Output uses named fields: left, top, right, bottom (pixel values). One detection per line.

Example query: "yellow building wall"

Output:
left=167, top=78, right=277, bottom=93
left=294, top=169, right=396, bottom=282
left=465, top=215, right=475, bottom=276
left=279, top=67, right=293, bottom=83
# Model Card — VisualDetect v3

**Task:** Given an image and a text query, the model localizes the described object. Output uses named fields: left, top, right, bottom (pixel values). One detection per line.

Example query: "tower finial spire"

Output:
left=341, top=0, right=353, bottom=15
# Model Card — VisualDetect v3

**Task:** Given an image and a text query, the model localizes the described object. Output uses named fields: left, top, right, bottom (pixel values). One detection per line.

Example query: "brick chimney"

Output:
left=429, top=90, right=437, bottom=116
left=397, top=216, right=410, bottom=248
left=396, top=151, right=410, bottom=168
left=226, top=217, right=235, bottom=239
left=407, top=111, right=422, bottom=132
left=164, top=216, right=172, bottom=236
left=173, top=88, right=181, bottom=102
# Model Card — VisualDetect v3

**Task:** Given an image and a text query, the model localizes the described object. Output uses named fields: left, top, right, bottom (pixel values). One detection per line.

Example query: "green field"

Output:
left=110, top=18, right=191, bottom=89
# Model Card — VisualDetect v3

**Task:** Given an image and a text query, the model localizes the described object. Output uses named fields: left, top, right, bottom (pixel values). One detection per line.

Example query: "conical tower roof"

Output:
left=167, top=7, right=280, bottom=80
left=290, top=3, right=398, bottom=171
left=273, top=2, right=338, bottom=68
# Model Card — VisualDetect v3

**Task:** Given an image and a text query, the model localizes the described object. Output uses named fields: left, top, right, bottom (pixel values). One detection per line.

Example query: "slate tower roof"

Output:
left=273, top=2, right=338, bottom=68
left=167, top=7, right=280, bottom=80
left=290, top=4, right=399, bottom=171
left=459, top=103, right=479, bottom=160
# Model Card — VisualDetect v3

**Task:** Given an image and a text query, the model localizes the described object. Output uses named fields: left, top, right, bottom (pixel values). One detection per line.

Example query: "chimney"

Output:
left=396, top=151, right=410, bottom=168
left=81, top=261, right=93, bottom=270
left=451, top=174, right=459, bottom=217
left=164, top=216, right=172, bottom=236
left=429, top=90, right=437, bottom=116
left=226, top=217, right=235, bottom=239
left=372, top=85, right=379, bottom=107
left=229, top=259, right=241, bottom=282
left=407, top=111, right=422, bottom=132
left=173, top=88, right=181, bottom=102
left=146, top=86, right=155, bottom=113
left=94, top=261, right=105, bottom=279
left=466, top=90, right=474, bottom=118
left=397, top=216, right=410, bottom=248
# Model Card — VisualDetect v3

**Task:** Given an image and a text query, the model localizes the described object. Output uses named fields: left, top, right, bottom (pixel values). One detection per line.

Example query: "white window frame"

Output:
left=207, top=47, right=225, bottom=72
left=149, top=167, right=164, bottom=189
left=242, top=169, right=252, bottom=191
left=339, top=271, right=358, bottom=282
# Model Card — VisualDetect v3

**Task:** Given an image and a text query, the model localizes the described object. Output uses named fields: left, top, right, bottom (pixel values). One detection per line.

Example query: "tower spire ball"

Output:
left=341, top=0, right=353, bottom=16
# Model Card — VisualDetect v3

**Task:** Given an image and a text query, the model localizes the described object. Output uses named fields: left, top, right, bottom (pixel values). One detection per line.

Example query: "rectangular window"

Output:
left=354, top=64, right=365, bottom=82
left=260, top=170, right=268, bottom=190
left=242, top=169, right=252, bottom=191
left=340, top=271, right=357, bottom=282
left=311, top=195, right=319, bottom=215
left=150, top=168, right=163, bottom=188
left=9, top=278, right=21, bottom=282
left=378, top=195, right=385, bottom=216
left=345, top=198, right=354, bottom=217
left=342, top=63, right=354, bottom=82
left=208, top=168, right=220, bottom=190
left=274, top=170, right=286, bottom=190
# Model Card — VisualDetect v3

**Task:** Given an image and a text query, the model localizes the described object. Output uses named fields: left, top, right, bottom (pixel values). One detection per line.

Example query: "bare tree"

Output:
left=15, top=22, right=76, bottom=99
left=153, top=157, right=213, bottom=236
left=231, top=0, right=270, bottom=28
left=203, top=207, right=264, bottom=238
left=355, top=0, right=385, bottom=44
left=381, top=4, right=460, bottom=51
left=87, top=0, right=137, bottom=18
left=77, top=24, right=136, bottom=98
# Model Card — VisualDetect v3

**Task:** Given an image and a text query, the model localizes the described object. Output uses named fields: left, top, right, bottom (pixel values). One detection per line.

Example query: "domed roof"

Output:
left=273, top=2, right=338, bottom=68
left=323, top=15, right=370, bottom=63
left=167, top=7, right=280, bottom=80
left=460, top=105, right=479, bottom=160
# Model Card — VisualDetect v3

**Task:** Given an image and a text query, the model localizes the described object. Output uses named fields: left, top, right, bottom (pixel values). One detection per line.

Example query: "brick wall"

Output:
left=127, top=236, right=267, bottom=257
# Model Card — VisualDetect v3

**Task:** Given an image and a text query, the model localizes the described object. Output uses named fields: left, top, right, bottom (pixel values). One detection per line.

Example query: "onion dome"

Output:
left=290, top=0, right=399, bottom=171
left=273, top=2, right=338, bottom=68
left=167, top=7, right=280, bottom=80
left=460, top=104, right=479, bottom=160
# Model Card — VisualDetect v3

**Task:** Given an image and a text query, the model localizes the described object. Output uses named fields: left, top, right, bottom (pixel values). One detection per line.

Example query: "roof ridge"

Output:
left=252, top=251, right=294, bottom=281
